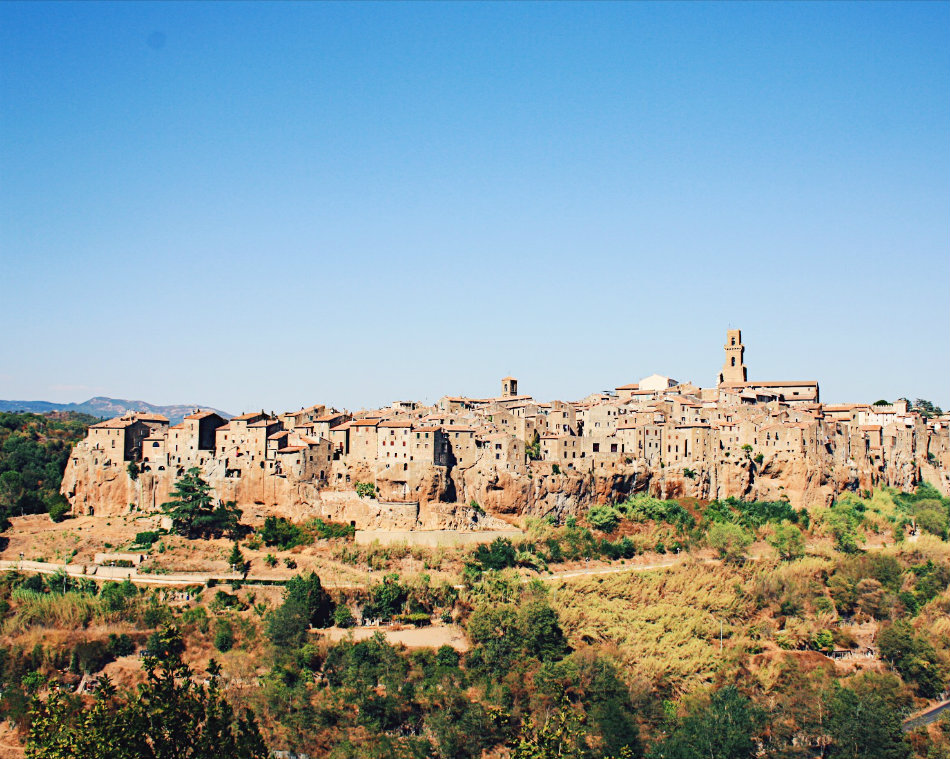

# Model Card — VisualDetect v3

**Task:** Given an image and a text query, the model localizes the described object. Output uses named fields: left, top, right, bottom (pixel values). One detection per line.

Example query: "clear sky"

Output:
left=1, top=1, right=947, bottom=414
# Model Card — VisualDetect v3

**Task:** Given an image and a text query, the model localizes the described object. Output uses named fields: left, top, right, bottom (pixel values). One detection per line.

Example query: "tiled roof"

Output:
left=184, top=411, right=217, bottom=420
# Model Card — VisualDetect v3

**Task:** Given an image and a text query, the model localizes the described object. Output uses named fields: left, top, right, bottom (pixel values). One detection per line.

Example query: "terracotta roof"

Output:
left=413, top=426, right=440, bottom=433
left=615, top=383, right=639, bottom=390
left=268, top=431, right=289, bottom=440
left=315, top=413, right=345, bottom=422
left=91, top=418, right=137, bottom=429
left=135, top=413, right=169, bottom=422
left=215, top=423, right=231, bottom=432
left=350, top=419, right=379, bottom=428
left=379, top=420, right=413, bottom=428
left=859, top=425, right=882, bottom=431
left=248, top=419, right=276, bottom=428
left=231, top=412, right=263, bottom=421
left=298, top=435, right=323, bottom=446
left=184, top=410, right=217, bottom=420
left=444, top=425, right=475, bottom=432
left=276, top=446, right=306, bottom=453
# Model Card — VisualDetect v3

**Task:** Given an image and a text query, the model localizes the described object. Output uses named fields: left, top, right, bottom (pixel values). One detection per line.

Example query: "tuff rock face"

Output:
left=61, top=442, right=933, bottom=530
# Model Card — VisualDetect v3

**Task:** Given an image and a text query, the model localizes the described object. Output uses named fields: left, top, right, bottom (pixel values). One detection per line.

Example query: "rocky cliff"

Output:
left=61, top=442, right=939, bottom=529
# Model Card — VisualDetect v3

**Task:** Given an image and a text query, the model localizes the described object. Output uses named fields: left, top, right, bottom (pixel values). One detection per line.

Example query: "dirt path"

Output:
left=320, top=624, right=470, bottom=651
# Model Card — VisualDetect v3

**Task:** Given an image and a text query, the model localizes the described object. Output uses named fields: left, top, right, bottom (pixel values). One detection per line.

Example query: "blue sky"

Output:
left=1, top=1, right=947, bottom=414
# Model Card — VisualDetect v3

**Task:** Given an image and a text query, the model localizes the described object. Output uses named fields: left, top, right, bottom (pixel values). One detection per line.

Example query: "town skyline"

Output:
left=1, top=3, right=947, bottom=414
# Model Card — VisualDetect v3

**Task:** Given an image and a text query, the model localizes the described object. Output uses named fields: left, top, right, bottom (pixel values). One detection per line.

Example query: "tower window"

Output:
left=731, top=357, right=736, bottom=366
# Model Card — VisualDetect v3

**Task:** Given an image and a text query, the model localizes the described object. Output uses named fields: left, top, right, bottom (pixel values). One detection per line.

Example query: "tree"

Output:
left=265, top=598, right=309, bottom=649
left=588, top=505, right=621, bottom=533
left=913, top=399, right=943, bottom=419
left=333, top=604, right=356, bottom=628
left=26, top=643, right=266, bottom=758
left=826, top=686, right=910, bottom=759
left=912, top=500, right=948, bottom=539
left=768, top=523, right=806, bottom=561
left=877, top=621, right=945, bottom=698
left=284, top=571, right=334, bottom=628
left=161, top=468, right=242, bottom=539
left=266, top=572, right=334, bottom=648
left=227, top=542, right=246, bottom=574
left=825, top=504, right=864, bottom=554
left=648, top=685, right=763, bottom=759
left=364, top=573, right=408, bottom=622
left=47, top=494, right=71, bottom=523
left=526, top=431, right=542, bottom=461
left=510, top=697, right=589, bottom=759
left=214, top=621, right=234, bottom=653
left=707, top=522, right=753, bottom=563
left=0, top=470, right=22, bottom=507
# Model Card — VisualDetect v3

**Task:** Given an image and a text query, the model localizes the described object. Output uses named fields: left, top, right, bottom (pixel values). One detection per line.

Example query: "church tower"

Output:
left=501, top=376, right=518, bottom=398
left=718, top=329, right=747, bottom=385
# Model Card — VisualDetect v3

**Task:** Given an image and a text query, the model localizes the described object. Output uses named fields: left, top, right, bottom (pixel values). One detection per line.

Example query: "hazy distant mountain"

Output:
left=0, top=396, right=232, bottom=425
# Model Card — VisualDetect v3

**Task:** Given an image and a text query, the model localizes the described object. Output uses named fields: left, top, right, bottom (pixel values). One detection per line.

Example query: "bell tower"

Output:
left=501, top=376, right=518, bottom=398
left=718, top=329, right=747, bottom=385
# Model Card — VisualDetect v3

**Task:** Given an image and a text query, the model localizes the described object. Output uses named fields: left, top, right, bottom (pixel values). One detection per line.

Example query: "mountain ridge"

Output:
left=0, top=396, right=232, bottom=425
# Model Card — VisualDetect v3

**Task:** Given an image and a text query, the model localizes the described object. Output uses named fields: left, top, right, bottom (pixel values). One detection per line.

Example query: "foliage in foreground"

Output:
left=25, top=628, right=266, bottom=759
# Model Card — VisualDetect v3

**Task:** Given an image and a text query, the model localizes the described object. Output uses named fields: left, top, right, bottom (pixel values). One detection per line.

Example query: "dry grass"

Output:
left=550, top=559, right=758, bottom=692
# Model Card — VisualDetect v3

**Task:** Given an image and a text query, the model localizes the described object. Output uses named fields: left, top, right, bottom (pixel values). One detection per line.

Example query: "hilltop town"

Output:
left=61, top=330, right=950, bottom=529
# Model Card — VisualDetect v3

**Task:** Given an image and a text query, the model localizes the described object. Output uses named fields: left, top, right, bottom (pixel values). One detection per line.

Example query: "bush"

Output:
left=707, top=522, right=752, bottom=563
left=107, top=633, right=135, bottom=657
left=47, top=495, right=71, bottom=523
left=878, top=620, right=945, bottom=698
left=306, top=517, right=355, bottom=540
left=133, top=531, right=161, bottom=548
left=472, top=538, right=518, bottom=571
left=259, top=516, right=307, bottom=550
left=769, top=523, right=806, bottom=560
left=214, top=621, right=235, bottom=652
left=334, top=604, right=356, bottom=628
left=588, top=504, right=620, bottom=533
left=355, top=481, right=377, bottom=499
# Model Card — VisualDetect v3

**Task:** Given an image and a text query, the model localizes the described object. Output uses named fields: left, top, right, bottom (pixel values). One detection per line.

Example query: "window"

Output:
left=731, top=357, right=736, bottom=366
left=610, top=443, right=618, bottom=453
left=593, top=443, right=600, bottom=453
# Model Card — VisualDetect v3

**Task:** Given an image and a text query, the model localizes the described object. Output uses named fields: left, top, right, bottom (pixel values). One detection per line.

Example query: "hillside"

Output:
left=0, top=397, right=232, bottom=425
left=0, top=480, right=948, bottom=757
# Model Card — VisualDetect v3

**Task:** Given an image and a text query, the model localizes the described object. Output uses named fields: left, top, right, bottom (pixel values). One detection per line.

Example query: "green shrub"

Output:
left=334, top=604, right=356, bottom=628
left=133, top=531, right=161, bottom=548
left=588, top=504, right=620, bottom=533
left=306, top=517, right=355, bottom=540
left=355, top=481, right=377, bottom=499
left=214, top=621, right=235, bottom=652
left=769, top=523, right=806, bottom=560
left=47, top=495, right=71, bottom=523
left=707, top=522, right=752, bottom=563
left=259, top=516, right=307, bottom=550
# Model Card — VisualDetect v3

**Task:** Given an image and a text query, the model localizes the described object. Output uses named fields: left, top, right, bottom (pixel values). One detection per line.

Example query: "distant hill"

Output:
left=0, top=396, right=232, bottom=425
